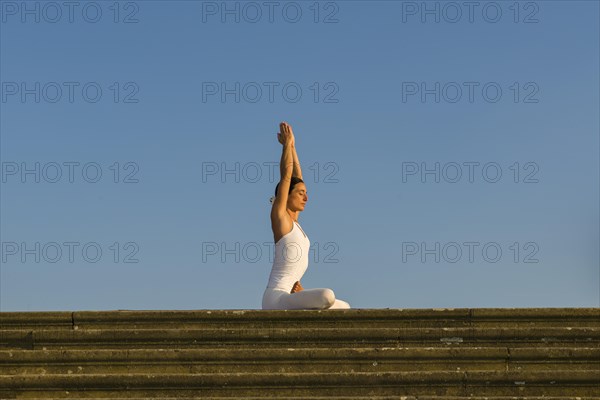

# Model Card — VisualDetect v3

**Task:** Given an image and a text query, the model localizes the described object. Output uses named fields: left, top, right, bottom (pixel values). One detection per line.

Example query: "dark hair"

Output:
left=270, top=176, right=304, bottom=204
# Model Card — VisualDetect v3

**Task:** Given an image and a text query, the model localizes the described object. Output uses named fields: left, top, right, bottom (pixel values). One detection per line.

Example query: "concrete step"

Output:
left=2, top=327, right=598, bottom=350
left=9, top=398, right=600, bottom=400
left=0, top=370, right=599, bottom=396
left=2, top=308, right=598, bottom=330
left=1, top=347, right=598, bottom=374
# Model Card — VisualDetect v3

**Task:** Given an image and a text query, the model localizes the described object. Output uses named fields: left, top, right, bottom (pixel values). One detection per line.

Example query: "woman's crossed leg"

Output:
left=279, top=288, right=351, bottom=310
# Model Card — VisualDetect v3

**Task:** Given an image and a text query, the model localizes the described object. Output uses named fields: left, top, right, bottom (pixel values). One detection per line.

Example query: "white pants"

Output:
left=262, top=287, right=351, bottom=310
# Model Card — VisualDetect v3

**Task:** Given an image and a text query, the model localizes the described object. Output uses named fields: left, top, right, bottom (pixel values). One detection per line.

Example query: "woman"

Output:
left=261, top=121, right=351, bottom=310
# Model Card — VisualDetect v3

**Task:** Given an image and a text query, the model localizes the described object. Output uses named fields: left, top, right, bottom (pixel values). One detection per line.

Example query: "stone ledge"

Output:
left=1, top=308, right=598, bottom=328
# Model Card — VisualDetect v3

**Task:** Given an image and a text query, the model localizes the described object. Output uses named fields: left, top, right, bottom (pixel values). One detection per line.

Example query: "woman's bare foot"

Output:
left=290, top=281, right=304, bottom=294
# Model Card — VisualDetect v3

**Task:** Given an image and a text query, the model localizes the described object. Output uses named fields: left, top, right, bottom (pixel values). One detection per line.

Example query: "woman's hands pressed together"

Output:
left=277, top=122, right=295, bottom=147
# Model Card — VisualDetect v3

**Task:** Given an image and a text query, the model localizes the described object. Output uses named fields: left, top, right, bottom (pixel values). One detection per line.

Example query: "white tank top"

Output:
left=266, top=220, right=310, bottom=291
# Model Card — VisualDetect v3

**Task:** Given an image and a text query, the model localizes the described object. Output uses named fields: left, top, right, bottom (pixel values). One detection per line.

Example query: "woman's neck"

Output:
left=288, top=210, right=299, bottom=223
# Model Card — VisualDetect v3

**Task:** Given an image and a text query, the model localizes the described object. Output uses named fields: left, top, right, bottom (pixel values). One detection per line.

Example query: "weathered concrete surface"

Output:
left=0, top=308, right=598, bottom=398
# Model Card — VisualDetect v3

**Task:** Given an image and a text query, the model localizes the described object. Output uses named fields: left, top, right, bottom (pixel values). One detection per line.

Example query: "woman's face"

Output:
left=287, top=183, right=308, bottom=211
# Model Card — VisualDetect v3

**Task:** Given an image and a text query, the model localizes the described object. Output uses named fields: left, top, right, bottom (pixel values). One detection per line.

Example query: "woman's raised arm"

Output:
left=272, top=123, right=295, bottom=215
left=277, top=122, right=302, bottom=180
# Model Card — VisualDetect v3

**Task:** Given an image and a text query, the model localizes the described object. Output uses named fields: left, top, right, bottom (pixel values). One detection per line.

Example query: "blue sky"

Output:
left=1, top=0, right=598, bottom=311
